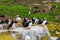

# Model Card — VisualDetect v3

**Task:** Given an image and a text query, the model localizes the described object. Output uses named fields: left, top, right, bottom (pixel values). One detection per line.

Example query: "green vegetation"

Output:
left=0, top=0, right=60, bottom=22
left=0, top=0, right=30, bottom=17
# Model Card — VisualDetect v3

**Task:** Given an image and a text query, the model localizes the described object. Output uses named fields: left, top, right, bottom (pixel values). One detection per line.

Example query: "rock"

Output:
left=57, top=37, right=60, bottom=40
left=56, top=15, right=60, bottom=20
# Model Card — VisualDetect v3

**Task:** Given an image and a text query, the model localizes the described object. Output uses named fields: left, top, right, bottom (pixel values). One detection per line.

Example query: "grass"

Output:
left=0, top=0, right=60, bottom=23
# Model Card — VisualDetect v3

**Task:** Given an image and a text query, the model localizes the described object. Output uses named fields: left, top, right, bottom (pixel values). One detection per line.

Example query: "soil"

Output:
left=0, top=15, right=13, bottom=20
left=56, top=15, right=60, bottom=20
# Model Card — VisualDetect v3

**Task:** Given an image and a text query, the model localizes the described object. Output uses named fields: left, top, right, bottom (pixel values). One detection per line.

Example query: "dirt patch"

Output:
left=56, top=15, right=60, bottom=20
left=0, top=15, right=13, bottom=20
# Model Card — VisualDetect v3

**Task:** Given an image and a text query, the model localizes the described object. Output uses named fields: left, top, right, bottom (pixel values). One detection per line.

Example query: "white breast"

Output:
left=28, top=22, right=32, bottom=28
left=42, top=20, right=47, bottom=25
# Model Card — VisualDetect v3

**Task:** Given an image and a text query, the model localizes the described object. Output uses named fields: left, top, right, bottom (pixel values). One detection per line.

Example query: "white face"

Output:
left=8, top=19, right=12, bottom=21
left=33, top=17, right=36, bottom=19
left=25, top=18, right=27, bottom=20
